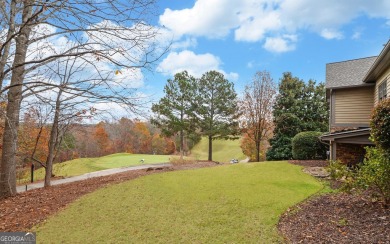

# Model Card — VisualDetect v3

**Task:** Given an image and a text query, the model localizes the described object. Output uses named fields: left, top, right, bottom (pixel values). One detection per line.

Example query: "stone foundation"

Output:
left=335, top=143, right=368, bottom=166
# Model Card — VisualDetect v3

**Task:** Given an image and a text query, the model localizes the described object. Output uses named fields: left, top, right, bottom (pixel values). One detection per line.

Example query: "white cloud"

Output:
left=171, top=37, right=198, bottom=50
left=320, top=29, right=344, bottom=40
left=157, top=50, right=238, bottom=80
left=226, top=72, right=239, bottom=81
left=234, top=9, right=282, bottom=42
left=263, top=35, right=297, bottom=53
left=157, top=50, right=220, bottom=77
left=159, top=0, right=241, bottom=38
left=352, top=31, right=362, bottom=40
left=159, top=0, right=390, bottom=51
left=88, top=102, right=132, bottom=121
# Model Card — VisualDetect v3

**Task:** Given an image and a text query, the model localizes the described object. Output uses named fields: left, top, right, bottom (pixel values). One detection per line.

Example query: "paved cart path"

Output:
left=17, top=163, right=171, bottom=193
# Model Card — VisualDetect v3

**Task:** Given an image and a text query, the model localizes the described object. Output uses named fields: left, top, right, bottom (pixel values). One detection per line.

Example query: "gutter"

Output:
left=320, top=128, right=371, bottom=142
left=363, top=39, right=390, bottom=83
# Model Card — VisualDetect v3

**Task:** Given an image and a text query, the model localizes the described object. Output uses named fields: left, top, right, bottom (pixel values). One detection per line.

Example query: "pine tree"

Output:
left=151, top=71, right=196, bottom=159
left=194, top=71, right=240, bottom=161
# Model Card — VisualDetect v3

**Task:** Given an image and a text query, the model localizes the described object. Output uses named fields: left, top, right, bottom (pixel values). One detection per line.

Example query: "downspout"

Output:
left=320, top=88, right=332, bottom=161
left=328, top=89, right=332, bottom=132
left=319, top=135, right=330, bottom=161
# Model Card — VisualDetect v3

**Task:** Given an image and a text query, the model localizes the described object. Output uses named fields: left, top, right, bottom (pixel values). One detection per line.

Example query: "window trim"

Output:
left=378, top=78, right=387, bottom=101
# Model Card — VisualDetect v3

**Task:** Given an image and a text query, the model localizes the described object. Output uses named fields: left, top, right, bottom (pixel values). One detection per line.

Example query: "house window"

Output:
left=378, top=79, right=387, bottom=101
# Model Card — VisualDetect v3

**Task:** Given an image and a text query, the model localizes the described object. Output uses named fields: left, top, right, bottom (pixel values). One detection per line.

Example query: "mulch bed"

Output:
left=279, top=160, right=390, bottom=243
left=0, top=162, right=217, bottom=232
left=279, top=193, right=389, bottom=243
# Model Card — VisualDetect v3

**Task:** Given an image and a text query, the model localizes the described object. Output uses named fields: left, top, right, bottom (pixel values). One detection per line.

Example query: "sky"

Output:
left=138, top=0, right=390, bottom=104
left=16, top=0, right=390, bottom=121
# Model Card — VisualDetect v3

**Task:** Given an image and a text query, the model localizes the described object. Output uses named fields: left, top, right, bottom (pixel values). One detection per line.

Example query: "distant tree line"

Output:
left=17, top=116, right=180, bottom=166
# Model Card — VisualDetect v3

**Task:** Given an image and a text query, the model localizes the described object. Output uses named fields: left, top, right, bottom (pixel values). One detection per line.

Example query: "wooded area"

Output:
left=0, top=0, right=167, bottom=198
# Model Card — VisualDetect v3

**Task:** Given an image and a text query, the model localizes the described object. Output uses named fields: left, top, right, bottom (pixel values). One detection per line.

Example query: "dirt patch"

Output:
left=279, top=191, right=390, bottom=243
left=0, top=161, right=217, bottom=232
left=288, top=160, right=329, bottom=167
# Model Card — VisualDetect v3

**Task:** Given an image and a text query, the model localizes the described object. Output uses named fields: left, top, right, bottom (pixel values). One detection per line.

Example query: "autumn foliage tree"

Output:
left=72, top=119, right=175, bottom=158
left=151, top=133, right=175, bottom=155
left=240, top=71, right=276, bottom=162
left=132, top=121, right=152, bottom=154
left=106, top=118, right=135, bottom=153
left=18, top=107, right=50, bottom=167
left=94, top=122, right=112, bottom=156
left=240, top=133, right=269, bottom=161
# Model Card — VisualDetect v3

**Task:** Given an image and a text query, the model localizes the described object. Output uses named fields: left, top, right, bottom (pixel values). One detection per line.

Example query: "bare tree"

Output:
left=240, top=71, right=276, bottom=162
left=0, top=0, right=166, bottom=198
left=27, top=52, right=148, bottom=187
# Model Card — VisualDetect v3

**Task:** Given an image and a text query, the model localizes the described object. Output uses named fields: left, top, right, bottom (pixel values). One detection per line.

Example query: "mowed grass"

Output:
left=190, top=137, right=246, bottom=162
left=19, top=153, right=170, bottom=183
left=35, top=162, right=323, bottom=243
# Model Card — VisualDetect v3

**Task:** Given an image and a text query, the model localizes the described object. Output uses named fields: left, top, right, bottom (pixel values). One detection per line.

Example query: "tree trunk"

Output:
left=255, top=140, right=261, bottom=162
left=0, top=1, right=33, bottom=199
left=44, top=89, right=62, bottom=187
left=208, top=135, right=213, bottom=161
left=0, top=88, right=20, bottom=197
left=179, top=129, right=184, bottom=160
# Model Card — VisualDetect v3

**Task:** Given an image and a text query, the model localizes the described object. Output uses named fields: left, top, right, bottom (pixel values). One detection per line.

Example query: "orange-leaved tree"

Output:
left=132, top=120, right=152, bottom=154
left=240, top=71, right=276, bottom=162
left=94, top=122, right=112, bottom=156
left=240, top=132, right=270, bottom=162
left=18, top=107, right=50, bottom=168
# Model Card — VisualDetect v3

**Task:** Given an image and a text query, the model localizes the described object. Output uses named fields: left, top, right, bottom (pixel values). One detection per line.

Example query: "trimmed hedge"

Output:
left=371, top=98, right=390, bottom=153
left=292, top=131, right=327, bottom=160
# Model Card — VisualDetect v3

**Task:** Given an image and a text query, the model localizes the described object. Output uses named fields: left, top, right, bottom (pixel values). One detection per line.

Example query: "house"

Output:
left=320, top=40, right=390, bottom=165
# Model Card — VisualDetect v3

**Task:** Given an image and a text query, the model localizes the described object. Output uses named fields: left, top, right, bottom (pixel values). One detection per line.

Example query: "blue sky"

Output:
left=139, top=0, right=390, bottom=102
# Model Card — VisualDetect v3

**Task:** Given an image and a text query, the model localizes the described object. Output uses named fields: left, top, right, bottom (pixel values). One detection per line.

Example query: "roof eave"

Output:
left=320, top=128, right=371, bottom=141
left=363, top=40, right=390, bottom=83
left=325, top=83, right=375, bottom=90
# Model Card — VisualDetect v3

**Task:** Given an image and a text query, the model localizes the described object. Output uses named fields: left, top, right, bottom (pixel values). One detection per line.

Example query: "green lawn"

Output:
left=35, top=162, right=323, bottom=243
left=190, top=137, right=246, bottom=162
left=19, top=153, right=171, bottom=183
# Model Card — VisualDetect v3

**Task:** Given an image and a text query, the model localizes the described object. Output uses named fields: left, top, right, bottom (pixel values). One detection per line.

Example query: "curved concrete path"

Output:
left=239, top=157, right=250, bottom=163
left=17, top=163, right=171, bottom=193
